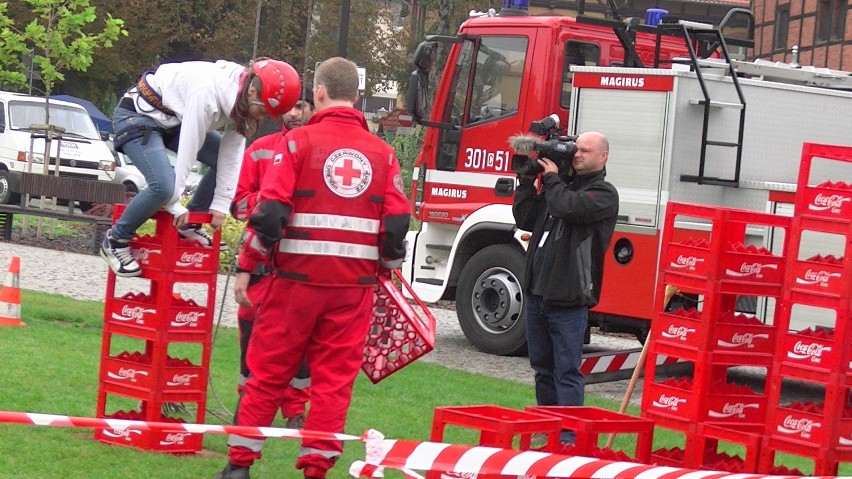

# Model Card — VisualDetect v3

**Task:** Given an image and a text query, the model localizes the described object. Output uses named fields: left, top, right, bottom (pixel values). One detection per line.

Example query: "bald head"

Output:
left=573, top=131, right=609, bottom=174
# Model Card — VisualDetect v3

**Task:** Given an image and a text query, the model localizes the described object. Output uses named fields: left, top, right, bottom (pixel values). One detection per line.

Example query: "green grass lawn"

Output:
left=0, top=291, right=847, bottom=478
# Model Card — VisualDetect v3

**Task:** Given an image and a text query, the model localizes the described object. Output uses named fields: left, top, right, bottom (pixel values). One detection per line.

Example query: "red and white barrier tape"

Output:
left=0, top=411, right=359, bottom=441
left=580, top=350, right=680, bottom=376
left=349, top=430, right=835, bottom=479
left=0, top=413, right=840, bottom=479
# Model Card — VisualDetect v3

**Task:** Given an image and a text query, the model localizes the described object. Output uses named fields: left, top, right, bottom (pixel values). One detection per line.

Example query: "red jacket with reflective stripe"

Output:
left=230, top=128, right=287, bottom=221
left=238, top=107, right=410, bottom=286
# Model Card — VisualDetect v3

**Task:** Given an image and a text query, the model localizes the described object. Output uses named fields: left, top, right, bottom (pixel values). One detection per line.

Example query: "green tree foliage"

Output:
left=2, top=0, right=483, bottom=117
left=390, top=128, right=423, bottom=196
left=0, top=3, right=29, bottom=87
left=0, top=0, right=125, bottom=97
left=305, top=0, right=410, bottom=96
left=69, top=0, right=257, bottom=111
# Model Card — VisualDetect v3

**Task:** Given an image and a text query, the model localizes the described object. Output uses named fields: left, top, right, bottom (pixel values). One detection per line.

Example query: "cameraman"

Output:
left=512, top=131, right=619, bottom=444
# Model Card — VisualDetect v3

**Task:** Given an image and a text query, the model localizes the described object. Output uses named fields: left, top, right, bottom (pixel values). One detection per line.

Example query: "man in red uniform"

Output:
left=215, top=57, right=410, bottom=479
left=229, top=86, right=315, bottom=430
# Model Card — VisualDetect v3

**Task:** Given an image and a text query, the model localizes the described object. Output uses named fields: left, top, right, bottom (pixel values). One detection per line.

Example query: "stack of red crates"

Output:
left=759, top=143, right=852, bottom=475
left=94, top=207, right=219, bottom=453
left=642, top=202, right=791, bottom=471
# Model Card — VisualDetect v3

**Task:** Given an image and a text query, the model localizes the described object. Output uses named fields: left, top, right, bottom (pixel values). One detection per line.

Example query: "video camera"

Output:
left=509, top=114, right=578, bottom=176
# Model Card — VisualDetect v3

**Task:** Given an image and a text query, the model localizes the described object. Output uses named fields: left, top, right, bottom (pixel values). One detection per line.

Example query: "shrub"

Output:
left=389, top=129, right=424, bottom=198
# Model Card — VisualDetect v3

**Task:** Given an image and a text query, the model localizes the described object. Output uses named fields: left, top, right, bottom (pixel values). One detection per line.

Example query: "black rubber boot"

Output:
left=213, top=464, right=250, bottom=479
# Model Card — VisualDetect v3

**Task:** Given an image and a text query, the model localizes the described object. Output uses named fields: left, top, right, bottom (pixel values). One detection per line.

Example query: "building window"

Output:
left=817, top=0, right=847, bottom=42
left=774, top=6, right=790, bottom=50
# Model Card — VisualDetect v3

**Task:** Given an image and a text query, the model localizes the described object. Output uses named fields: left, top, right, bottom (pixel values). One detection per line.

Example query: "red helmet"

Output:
left=251, top=59, right=301, bottom=118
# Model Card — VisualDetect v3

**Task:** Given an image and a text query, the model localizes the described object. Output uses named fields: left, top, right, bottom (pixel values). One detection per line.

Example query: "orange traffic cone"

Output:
left=0, top=256, right=24, bottom=326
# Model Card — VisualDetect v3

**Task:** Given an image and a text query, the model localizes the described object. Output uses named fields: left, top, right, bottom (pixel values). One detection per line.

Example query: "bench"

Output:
left=0, top=172, right=127, bottom=254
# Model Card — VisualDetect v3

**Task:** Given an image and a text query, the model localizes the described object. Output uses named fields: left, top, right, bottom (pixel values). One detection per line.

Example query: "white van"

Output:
left=0, top=91, right=116, bottom=205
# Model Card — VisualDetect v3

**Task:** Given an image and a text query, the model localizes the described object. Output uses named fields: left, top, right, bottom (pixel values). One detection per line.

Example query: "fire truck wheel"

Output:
left=456, top=244, right=527, bottom=356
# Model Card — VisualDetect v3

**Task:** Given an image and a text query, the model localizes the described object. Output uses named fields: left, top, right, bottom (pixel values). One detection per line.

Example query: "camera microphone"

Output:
left=508, top=133, right=541, bottom=155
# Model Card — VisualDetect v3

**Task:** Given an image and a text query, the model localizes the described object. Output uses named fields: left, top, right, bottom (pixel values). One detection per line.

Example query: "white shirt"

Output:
left=123, top=60, right=246, bottom=217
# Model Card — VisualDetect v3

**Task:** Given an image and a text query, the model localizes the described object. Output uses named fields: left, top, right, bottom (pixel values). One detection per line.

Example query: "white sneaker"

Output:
left=179, top=224, right=227, bottom=251
left=100, top=229, right=142, bottom=277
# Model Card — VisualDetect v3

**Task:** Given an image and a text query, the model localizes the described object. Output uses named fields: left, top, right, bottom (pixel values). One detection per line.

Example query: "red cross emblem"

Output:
left=334, top=158, right=362, bottom=186
left=324, top=148, right=372, bottom=198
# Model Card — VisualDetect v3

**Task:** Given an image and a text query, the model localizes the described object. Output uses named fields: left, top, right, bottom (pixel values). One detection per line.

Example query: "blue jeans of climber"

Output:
left=110, top=106, right=221, bottom=241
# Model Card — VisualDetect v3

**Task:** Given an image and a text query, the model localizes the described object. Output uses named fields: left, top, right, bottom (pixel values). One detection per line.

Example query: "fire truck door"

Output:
left=429, top=32, right=534, bottom=206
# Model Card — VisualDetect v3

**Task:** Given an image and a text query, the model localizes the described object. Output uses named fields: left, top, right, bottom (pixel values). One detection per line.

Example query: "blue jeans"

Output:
left=525, top=295, right=587, bottom=441
left=111, top=107, right=222, bottom=240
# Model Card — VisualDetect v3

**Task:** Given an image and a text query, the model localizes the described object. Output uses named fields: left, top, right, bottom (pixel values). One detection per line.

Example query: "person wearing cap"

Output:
left=101, top=58, right=300, bottom=278
left=229, top=84, right=315, bottom=431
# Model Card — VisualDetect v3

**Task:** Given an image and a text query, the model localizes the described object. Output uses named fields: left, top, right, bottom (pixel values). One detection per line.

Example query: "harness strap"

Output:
left=137, top=71, right=177, bottom=117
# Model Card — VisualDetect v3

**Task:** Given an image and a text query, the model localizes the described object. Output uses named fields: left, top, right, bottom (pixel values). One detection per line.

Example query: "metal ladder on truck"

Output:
left=577, top=1, right=755, bottom=187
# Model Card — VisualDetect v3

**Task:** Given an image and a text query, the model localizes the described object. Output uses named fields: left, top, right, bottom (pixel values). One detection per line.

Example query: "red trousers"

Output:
left=236, top=274, right=310, bottom=418
left=228, top=277, right=373, bottom=477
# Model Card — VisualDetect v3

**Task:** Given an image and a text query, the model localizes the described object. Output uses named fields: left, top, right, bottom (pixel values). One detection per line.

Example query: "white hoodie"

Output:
left=124, top=60, right=246, bottom=217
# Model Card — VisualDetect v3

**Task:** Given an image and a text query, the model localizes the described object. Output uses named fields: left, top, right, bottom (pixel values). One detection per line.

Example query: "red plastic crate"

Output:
left=698, top=423, right=764, bottom=473
left=130, top=235, right=219, bottom=274
left=525, top=406, right=654, bottom=463
left=94, top=409, right=203, bottom=453
left=801, top=182, right=852, bottom=222
left=109, top=205, right=221, bottom=277
left=767, top=402, right=852, bottom=448
left=107, top=291, right=211, bottom=335
left=101, top=352, right=205, bottom=393
left=720, top=248, right=785, bottom=286
left=664, top=240, right=712, bottom=279
left=653, top=307, right=775, bottom=357
left=795, top=143, right=852, bottom=225
left=430, top=405, right=561, bottom=450
left=780, top=328, right=852, bottom=379
left=428, top=405, right=562, bottom=478
left=643, top=376, right=766, bottom=425
left=651, top=446, right=686, bottom=467
left=362, top=270, right=435, bottom=384
left=759, top=435, right=852, bottom=475
left=790, top=256, right=847, bottom=298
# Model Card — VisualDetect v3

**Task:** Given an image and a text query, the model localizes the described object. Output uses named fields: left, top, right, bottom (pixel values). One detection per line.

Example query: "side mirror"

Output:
left=405, top=70, right=425, bottom=123
left=412, top=41, right=438, bottom=72
left=100, top=131, right=111, bottom=141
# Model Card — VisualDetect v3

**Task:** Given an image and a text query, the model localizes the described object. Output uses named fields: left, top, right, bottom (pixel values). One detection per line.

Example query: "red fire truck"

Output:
left=402, top=0, right=852, bottom=366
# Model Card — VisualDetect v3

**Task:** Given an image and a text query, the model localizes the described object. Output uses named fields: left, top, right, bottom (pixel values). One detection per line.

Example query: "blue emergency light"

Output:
left=501, top=0, right=529, bottom=15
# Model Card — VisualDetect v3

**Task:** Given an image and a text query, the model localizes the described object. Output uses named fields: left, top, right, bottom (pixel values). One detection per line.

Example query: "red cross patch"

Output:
left=323, top=148, right=372, bottom=198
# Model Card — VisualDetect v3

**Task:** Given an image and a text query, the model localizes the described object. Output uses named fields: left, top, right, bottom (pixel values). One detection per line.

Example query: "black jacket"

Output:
left=512, top=169, right=619, bottom=308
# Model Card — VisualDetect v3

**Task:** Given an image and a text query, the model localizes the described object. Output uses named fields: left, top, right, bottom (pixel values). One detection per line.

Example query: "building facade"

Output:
left=752, top=0, right=851, bottom=70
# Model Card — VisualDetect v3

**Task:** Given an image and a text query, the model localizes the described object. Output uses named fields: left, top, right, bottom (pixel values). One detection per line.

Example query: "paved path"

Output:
left=0, top=242, right=241, bottom=328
